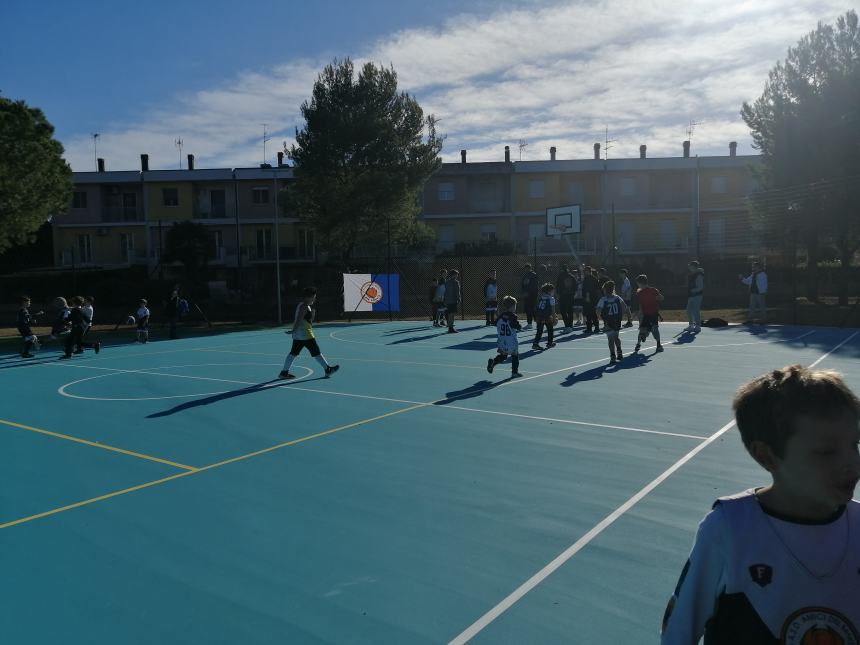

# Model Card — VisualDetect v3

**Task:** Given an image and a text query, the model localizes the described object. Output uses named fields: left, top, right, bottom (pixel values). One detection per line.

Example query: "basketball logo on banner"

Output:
left=361, top=281, right=384, bottom=304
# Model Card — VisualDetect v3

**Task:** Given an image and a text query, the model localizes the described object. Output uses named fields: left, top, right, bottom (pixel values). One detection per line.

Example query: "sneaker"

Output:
left=617, top=352, right=623, bottom=360
left=623, top=321, right=633, bottom=328
left=683, top=325, right=694, bottom=332
left=609, top=355, right=617, bottom=364
left=656, top=344, right=664, bottom=352
left=59, top=354, right=71, bottom=360
left=511, top=371, right=523, bottom=377
left=562, top=326, right=572, bottom=333
left=693, top=326, right=701, bottom=333
left=94, top=341, right=101, bottom=354
left=532, top=344, right=541, bottom=350
left=325, top=364, right=340, bottom=376
left=21, top=353, right=35, bottom=358
left=278, top=370, right=295, bottom=379
left=447, top=328, right=458, bottom=334
left=524, top=324, right=533, bottom=330
left=546, top=342, right=556, bottom=348
left=487, top=358, right=494, bottom=374
left=634, top=343, right=641, bottom=353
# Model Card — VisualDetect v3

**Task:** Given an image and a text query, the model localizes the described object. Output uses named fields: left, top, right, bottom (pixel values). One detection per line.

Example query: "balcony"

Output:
left=101, top=206, right=144, bottom=222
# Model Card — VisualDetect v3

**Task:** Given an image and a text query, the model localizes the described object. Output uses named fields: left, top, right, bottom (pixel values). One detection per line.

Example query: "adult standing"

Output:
left=520, top=263, right=539, bottom=329
left=555, top=263, right=577, bottom=332
left=618, top=268, right=634, bottom=327
left=444, top=269, right=462, bottom=333
left=165, top=285, right=181, bottom=339
left=582, top=266, right=601, bottom=333
left=739, top=261, right=768, bottom=324
left=685, top=261, right=705, bottom=333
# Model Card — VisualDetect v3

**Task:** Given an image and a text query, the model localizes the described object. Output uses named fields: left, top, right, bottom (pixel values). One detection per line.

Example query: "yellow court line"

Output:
left=0, top=403, right=426, bottom=530
left=0, top=419, right=197, bottom=472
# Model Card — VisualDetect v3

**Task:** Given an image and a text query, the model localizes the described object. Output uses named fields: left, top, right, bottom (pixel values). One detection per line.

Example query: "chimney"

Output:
left=460, top=149, right=467, bottom=164
left=639, top=145, right=647, bottom=159
left=187, top=154, right=195, bottom=170
left=683, top=140, right=690, bottom=158
left=729, top=141, right=737, bottom=157
left=97, top=158, right=105, bottom=172
left=593, top=143, right=601, bottom=160
left=277, top=151, right=284, bottom=167
left=140, top=154, right=149, bottom=172
left=504, top=145, right=510, bottom=163
left=550, top=146, right=557, bottom=161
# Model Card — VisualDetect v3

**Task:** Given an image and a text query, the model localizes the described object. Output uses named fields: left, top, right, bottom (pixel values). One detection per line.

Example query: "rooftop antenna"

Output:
left=91, top=133, right=100, bottom=170
left=262, top=123, right=271, bottom=165
left=604, top=126, right=616, bottom=160
left=686, top=119, right=702, bottom=144
left=175, top=138, right=184, bottom=169
left=518, top=138, right=528, bottom=161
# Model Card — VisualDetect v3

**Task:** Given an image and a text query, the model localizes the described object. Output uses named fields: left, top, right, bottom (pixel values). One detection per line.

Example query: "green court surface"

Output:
left=1, top=321, right=858, bottom=644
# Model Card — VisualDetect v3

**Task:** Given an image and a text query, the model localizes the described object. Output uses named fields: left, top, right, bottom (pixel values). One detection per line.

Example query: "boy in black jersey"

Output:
left=595, top=281, right=630, bottom=364
left=662, top=365, right=860, bottom=644
left=16, top=296, right=43, bottom=358
left=532, top=283, right=557, bottom=350
left=487, top=296, right=523, bottom=377
left=60, top=296, right=100, bottom=359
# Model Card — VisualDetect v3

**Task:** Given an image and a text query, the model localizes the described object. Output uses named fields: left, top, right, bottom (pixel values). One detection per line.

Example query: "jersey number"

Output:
left=500, top=323, right=512, bottom=336
left=606, top=303, right=619, bottom=315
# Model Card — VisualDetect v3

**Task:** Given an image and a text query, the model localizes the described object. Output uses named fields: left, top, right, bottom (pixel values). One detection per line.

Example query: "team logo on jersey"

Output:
left=360, top=281, right=383, bottom=304
left=781, top=607, right=858, bottom=645
left=749, top=563, right=773, bottom=587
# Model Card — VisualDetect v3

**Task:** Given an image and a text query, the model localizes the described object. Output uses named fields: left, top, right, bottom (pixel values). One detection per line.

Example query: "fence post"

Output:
left=459, top=253, right=465, bottom=321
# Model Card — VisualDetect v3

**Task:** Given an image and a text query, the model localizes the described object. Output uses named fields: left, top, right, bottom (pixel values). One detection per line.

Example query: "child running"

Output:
left=135, top=299, right=150, bottom=343
left=532, top=283, right=557, bottom=350
left=661, top=365, right=860, bottom=644
left=595, top=280, right=630, bottom=364
left=279, top=286, right=339, bottom=379
left=16, top=295, right=43, bottom=358
left=487, top=296, right=523, bottom=377
left=634, top=274, right=664, bottom=353
left=49, top=297, right=71, bottom=340
left=60, top=296, right=100, bottom=359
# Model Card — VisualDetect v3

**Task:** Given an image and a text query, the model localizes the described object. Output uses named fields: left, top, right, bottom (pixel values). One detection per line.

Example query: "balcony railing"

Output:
left=101, top=207, right=144, bottom=222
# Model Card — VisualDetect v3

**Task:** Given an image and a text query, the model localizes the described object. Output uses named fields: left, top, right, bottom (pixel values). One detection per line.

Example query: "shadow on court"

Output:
left=146, top=376, right=331, bottom=418
left=560, top=352, right=650, bottom=387
left=434, top=376, right=515, bottom=404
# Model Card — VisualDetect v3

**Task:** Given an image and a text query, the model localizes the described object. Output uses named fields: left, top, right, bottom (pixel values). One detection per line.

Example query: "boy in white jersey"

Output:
left=279, top=286, right=339, bottom=379
left=595, top=281, right=630, bottom=364
left=662, top=365, right=860, bottom=644
left=135, top=299, right=150, bottom=343
left=487, top=296, right=523, bottom=377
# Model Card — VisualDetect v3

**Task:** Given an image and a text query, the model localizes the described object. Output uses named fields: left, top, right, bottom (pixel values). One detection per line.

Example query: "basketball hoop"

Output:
left=550, top=224, right=569, bottom=239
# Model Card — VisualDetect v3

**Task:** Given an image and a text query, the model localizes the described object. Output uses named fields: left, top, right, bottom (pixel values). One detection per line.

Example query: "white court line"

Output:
left=447, top=329, right=859, bottom=645
left=665, top=329, right=816, bottom=350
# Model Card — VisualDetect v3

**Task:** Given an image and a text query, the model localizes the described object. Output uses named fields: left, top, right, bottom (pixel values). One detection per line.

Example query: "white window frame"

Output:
left=479, top=224, right=497, bottom=241
left=120, top=232, right=135, bottom=262
left=77, top=234, right=93, bottom=263
left=252, top=187, right=269, bottom=205
left=437, top=182, right=455, bottom=201
left=528, top=180, right=544, bottom=198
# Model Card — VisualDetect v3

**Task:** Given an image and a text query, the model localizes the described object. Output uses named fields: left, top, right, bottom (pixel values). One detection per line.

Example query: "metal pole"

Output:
left=158, top=219, right=163, bottom=281
left=387, top=214, right=392, bottom=322
left=273, top=170, right=282, bottom=324
left=233, top=171, right=243, bottom=309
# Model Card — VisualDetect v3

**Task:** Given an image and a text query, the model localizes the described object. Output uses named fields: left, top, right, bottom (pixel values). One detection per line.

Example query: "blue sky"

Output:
left=1, top=0, right=849, bottom=171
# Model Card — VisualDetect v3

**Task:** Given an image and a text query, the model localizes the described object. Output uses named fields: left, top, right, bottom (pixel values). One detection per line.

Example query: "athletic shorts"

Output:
left=604, top=318, right=622, bottom=336
left=289, top=338, right=321, bottom=356
left=640, top=314, right=659, bottom=331
left=485, top=300, right=497, bottom=311
left=445, top=303, right=458, bottom=315
left=497, top=336, right=519, bottom=355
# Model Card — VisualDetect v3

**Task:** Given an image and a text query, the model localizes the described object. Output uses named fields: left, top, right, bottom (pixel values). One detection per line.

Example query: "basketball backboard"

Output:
left=546, top=204, right=582, bottom=237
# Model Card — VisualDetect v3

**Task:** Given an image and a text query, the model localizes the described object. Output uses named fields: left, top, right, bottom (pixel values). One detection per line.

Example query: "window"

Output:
left=618, top=222, right=635, bottom=251
left=479, top=224, right=497, bottom=241
left=72, top=191, right=87, bottom=209
left=252, top=187, right=269, bottom=204
left=621, top=177, right=636, bottom=196
left=298, top=229, right=315, bottom=259
left=210, top=230, right=224, bottom=260
left=162, top=188, right=179, bottom=207
left=567, top=182, right=584, bottom=204
left=710, top=176, right=728, bottom=194
left=528, top=223, right=544, bottom=240
left=660, top=220, right=677, bottom=248
left=528, top=180, right=544, bottom=198
left=210, top=189, right=226, bottom=217
left=437, top=225, right=455, bottom=251
left=120, top=233, right=135, bottom=262
left=122, top=193, right=137, bottom=220
left=256, top=228, right=272, bottom=258
left=77, top=234, right=92, bottom=263
left=707, top=218, right=725, bottom=249
left=437, top=182, right=455, bottom=201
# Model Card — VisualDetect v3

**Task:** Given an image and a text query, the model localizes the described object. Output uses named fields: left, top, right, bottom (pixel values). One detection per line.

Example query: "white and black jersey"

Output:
left=496, top=312, right=521, bottom=354
left=662, top=490, right=860, bottom=644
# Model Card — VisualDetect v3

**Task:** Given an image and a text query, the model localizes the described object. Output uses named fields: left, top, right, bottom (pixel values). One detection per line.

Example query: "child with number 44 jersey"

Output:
left=487, top=296, right=523, bottom=377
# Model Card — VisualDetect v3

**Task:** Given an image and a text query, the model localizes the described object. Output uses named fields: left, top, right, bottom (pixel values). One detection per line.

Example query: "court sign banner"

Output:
left=343, top=274, right=400, bottom=312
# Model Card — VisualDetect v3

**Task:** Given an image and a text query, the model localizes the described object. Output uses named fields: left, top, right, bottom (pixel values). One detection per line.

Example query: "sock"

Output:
left=512, top=355, right=520, bottom=373
left=314, top=354, right=331, bottom=369
left=653, top=328, right=661, bottom=344
left=283, top=354, right=296, bottom=371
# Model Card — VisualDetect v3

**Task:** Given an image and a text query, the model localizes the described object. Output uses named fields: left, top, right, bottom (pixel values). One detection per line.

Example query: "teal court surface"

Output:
left=1, top=320, right=858, bottom=644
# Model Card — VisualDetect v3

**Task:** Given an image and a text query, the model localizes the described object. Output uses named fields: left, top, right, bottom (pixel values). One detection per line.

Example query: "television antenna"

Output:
left=686, top=119, right=703, bottom=143
left=91, top=133, right=99, bottom=170
left=518, top=138, right=528, bottom=161
left=262, top=123, right=271, bottom=165
left=604, top=126, right=616, bottom=160
left=175, top=138, right=184, bottom=169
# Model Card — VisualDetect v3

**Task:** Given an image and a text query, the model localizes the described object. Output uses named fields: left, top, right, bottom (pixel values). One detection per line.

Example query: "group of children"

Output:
left=485, top=269, right=666, bottom=375
left=14, top=295, right=154, bottom=359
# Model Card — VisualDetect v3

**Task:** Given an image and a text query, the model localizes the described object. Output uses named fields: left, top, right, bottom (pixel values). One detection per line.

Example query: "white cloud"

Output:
left=62, top=0, right=850, bottom=170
